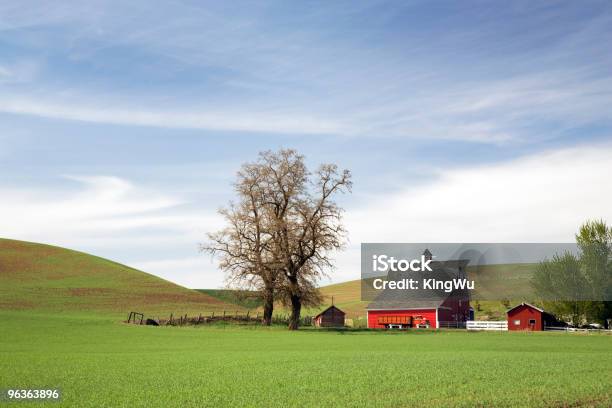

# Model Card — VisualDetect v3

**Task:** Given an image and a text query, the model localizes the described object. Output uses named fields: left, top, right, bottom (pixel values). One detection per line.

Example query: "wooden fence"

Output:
left=438, top=321, right=467, bottom=329
left=467, top=320, right=508, bottom=331
left=127, top=311, right=313, bottom=327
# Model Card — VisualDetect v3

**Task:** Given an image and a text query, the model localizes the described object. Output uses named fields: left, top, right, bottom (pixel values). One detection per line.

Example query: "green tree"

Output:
left=533, top=252, right=586, bottom=324
left=575, top=220, right=612, bottom=323
left=532, top=219, right=612, bottom=325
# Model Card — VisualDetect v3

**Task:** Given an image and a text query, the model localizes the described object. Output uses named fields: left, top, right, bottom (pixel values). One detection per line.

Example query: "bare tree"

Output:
left=202, top=149, right=351, bottom=330
left=201, top=162, right=280, bottom=325
left=258, top=150, right=351, bottom=330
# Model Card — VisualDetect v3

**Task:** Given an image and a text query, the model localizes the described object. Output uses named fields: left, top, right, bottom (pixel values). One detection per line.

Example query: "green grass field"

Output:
left=1, top=239, right=611, bottom=407
left=1, top=311, right=610, bottom=407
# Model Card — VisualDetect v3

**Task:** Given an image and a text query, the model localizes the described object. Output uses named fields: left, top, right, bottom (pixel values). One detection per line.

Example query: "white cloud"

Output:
left=340, top=143, right=612, bottom=276
left=0, top=175, right=184, bottom=236
left=0, top=175, right=225, bottom=286
left=348, top=143, right=612, bottom=241
left=132, top=257, right=221, bottom=289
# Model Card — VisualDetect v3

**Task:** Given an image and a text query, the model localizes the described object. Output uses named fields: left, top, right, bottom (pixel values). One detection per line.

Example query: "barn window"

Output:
left=529, top=319, right=536, bottom=325
left=513, top=320, right=520, bottom=325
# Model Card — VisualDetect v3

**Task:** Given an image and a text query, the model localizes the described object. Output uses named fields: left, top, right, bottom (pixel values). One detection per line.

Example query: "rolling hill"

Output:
left=314, top=279, right=370, bottom=318
left=0, top=237, right=540, bottom=322
left=0, top=238, right=240, bottom=318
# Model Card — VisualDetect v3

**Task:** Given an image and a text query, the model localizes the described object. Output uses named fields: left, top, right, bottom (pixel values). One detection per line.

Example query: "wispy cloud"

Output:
left=1, top=63, right=609, bottom=141
left=0, top=95, right=349, bottom=135
left=1, top=1, right=610, bottom=142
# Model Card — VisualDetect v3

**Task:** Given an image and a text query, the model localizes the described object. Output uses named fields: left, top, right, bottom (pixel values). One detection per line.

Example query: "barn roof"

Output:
left=314, top=305, right=345, bottom=319
left=366, top=259, right=470, bottom=310
left=506, top=302, right=544, bottom=314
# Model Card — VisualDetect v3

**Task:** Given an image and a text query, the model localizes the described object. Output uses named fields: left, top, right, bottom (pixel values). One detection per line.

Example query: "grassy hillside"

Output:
left=0, top=236, right=540, bottom=321
left=468, top=263, right=537, bottom=300
left=0, top=238, right=239, bottom=318
left=313, top=279, right=370, bottom=319
left=196, top=289, right=264, bottom=309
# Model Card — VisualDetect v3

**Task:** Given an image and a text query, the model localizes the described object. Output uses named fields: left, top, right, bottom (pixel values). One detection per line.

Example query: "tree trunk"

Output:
left=288, top=275, right=302, bottom=330
left=262, top=288, right=274, bottom=326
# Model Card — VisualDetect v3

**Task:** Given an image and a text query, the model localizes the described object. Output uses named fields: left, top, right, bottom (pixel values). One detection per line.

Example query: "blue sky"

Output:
left=1, top=1, right=612, bottom=287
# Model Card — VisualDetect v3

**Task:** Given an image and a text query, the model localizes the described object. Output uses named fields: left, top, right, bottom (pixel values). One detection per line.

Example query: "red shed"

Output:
left=506, top=302, right=559, bottom=331
left=366, top=251, right=471, bottom=329
left=313, top=305, right=345, bottom=327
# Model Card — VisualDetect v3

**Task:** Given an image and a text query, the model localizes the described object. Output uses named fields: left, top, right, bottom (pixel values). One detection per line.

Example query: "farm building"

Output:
left=366, top=250, right=471, bottom=329
left=313, top=305, right=345, bottom=327
left=506, top=302, right=560, bottom=331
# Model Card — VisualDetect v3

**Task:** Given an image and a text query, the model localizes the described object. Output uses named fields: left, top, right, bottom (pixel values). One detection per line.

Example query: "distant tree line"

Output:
left=532, top=220, right=612, bottom=325
left=202, top=149, right=351, bottom=330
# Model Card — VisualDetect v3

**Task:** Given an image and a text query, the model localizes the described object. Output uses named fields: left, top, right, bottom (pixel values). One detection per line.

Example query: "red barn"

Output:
left=506, top=302, right=559, bottom=331
left=366, top=251, right=471, bottom=329
left=313, top=305, right=345, bottom=327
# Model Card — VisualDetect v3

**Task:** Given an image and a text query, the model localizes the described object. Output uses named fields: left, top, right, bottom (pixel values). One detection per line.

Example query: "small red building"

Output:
left=313, top=305, right=345, bottom=327
left=506, top=302, right=559, bottom=331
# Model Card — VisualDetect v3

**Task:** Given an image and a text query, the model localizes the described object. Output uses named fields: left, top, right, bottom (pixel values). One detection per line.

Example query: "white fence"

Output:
left=467, top=320, right=508, bottom=331
left=546, top=326, right=612, bottom=334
